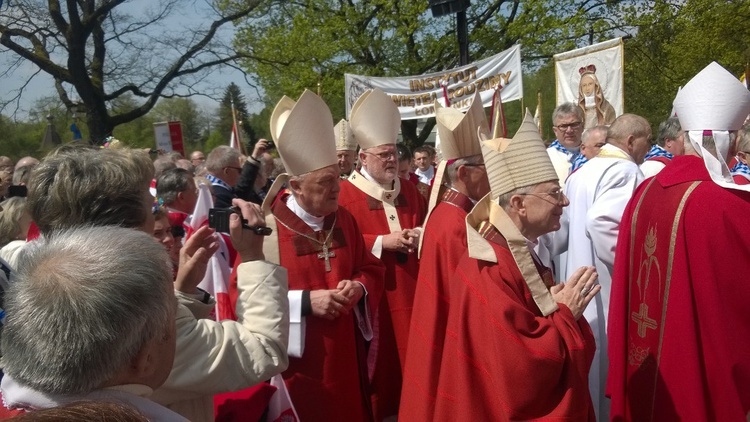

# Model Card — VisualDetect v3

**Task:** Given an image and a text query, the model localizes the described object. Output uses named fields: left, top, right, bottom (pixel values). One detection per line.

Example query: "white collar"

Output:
left=0, top=375, right=187, bottom=421
left=286, top=195, right=325, bottom=231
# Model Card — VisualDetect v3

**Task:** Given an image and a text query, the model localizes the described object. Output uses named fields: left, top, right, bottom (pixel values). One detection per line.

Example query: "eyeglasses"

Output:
left=554, top=122, right=583, bottom=131
left=519, top=189, right=567, bottom=205
left=224, top=166, right=243, bottom=173
left=462, top=163, right=486, bottom=168
left=365, top=151, right=397, bottom=161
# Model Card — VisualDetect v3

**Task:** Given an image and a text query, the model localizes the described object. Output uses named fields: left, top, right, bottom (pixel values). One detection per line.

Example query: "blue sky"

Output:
left=0, top=0, right=263, bottom=120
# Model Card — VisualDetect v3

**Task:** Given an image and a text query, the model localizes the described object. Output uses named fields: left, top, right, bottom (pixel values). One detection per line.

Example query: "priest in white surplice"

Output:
left=556, top=114, right=651, bottom=421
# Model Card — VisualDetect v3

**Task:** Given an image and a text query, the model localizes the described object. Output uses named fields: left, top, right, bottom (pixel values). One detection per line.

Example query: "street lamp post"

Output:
left=429, top=0, right=471, bottom=66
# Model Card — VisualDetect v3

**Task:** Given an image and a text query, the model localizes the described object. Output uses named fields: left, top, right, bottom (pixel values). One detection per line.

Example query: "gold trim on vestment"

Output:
left=418, top=160, right=448, bottom=257
left=260, top=174, right=291, bottom=265
left=628, top=178, right=700, bottom=418
left=595, top=145, right=634, bottom=162
left=651, top=180, right=700, bottom=411
left=347, top=170, right=403, bottom=233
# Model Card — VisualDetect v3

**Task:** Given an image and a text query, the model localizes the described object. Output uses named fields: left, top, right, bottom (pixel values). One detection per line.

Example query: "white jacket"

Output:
left=151, top=260, right=290, bottom=422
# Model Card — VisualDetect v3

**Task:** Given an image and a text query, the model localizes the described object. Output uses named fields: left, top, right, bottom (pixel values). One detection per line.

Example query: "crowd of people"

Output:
left=0, top=61, right=748, bottom=422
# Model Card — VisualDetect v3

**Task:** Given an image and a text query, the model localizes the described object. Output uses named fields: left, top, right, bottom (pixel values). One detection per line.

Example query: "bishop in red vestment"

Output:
left=608, top=157, right=750, bottom=421
left=344, top=88, right=427, bottom=420
left=427, top=112, right=599, bottom=422
left=608, top=62, right=750, bottom=422
left=229, top=90, right=386, bottom=421
left=266, top=189, right=384, bottom=421
left=400, top=93, right=490, bottom=420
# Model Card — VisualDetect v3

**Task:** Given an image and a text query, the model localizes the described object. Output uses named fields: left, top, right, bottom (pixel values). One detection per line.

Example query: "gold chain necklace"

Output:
left=275, top=214, right=338, bottom=272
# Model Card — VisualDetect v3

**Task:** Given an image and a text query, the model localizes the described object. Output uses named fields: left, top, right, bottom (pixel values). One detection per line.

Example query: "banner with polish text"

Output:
left=554, top=38, right=624, bottom=130
left=345, top=44, right=523, bottom=120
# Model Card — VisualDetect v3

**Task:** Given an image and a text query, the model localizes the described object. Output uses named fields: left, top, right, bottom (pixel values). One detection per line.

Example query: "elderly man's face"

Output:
left=665, top=131, right=686, bottom=156
left=292, top=164, right=340, bottom=217
left=519, top=181, right=569, bottom=239
left=552, top=113, right=584, bottom=150
left=580, top=130, right=607, bottom=160
left=190, top=151, right=205, bottom=166
left=461, top=160, right=490, bottom=201
left=630, top=130, right=653, bottom=165
left=360, top=144, right=398, bottom=185
left=337, top=150, right=355, bottom=174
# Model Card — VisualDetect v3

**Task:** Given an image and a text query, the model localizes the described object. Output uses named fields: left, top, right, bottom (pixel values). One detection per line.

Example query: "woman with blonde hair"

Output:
left=0, top=196, right=31, bottom=268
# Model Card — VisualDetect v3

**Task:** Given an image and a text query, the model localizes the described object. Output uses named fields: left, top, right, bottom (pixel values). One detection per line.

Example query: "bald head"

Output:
left=15, top=156, right=39, bottom=171
left=0, top=156, right=13, bottom=172
left=607, top=114, right=652, bottom=164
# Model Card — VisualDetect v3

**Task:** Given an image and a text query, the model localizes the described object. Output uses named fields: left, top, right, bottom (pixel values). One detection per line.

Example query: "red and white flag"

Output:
left=188, top=183, right=234, bottom=321
left=229, top=122, right=242, bottom=152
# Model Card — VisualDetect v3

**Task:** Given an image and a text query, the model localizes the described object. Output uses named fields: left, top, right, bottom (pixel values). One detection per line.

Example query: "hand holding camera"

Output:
left=226, top=199, right=268, bottom=262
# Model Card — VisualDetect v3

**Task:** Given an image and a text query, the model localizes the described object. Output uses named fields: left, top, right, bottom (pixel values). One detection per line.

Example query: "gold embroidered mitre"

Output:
left=269, top=90, right=337, bottom=176
left=435, top=91, right=488, bottom=160
left=480, top=110, right=558, bottom=200
left=334, top=119, right=357, bottom=151
left=349, top=88, right=401, bottom=149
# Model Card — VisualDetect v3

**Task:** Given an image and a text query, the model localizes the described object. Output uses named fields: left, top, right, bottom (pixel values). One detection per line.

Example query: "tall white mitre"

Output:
left=269, top=90, right=337, bottom=177
left=349, top=88, right=401, bottom=149
left=334, top=119, right=357, bottom=151
left=673, top=61, right=750, bottom=191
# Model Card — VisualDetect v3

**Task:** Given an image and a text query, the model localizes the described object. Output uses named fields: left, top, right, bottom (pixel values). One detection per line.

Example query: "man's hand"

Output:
left=550, top=266, right=600, bottom=320
left=252, top=138, right=270, bottom=160
left=382, top=229, right=420, bottom=253
left=310, top=289, right=350, bottom=320
left=230, top=199, right=266, bottom=262
left=337, top=279, right=364, bottom=310
left=174, top=225, right=220, bottom=294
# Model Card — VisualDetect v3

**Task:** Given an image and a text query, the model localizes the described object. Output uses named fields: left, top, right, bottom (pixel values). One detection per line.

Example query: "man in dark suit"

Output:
left=204, top=146, right=244, bottom=208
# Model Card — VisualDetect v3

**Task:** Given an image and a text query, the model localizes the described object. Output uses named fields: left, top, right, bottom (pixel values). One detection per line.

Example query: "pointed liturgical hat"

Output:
left=269, top=90, right=337, bottom=176
left=673, top=61, right=750, bottom=131
left=480, top=110, right=558, bottom=200
left=434, top=91, right=488, bottom=160
left=334, top=119, right=357, bottom=151
left=349, top=88, right=401, bottom=149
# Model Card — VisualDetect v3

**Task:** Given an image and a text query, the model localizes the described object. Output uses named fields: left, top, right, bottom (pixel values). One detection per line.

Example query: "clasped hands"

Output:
left=382, top=228, right=420, bottom=254
left=310, top=280, right=365, bottom=321
left=550, top=266, right=600, bottom=320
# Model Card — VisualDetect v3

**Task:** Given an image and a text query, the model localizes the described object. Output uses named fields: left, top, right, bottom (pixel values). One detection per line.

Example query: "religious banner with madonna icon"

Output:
left=554, top=37, right=624, bottom=130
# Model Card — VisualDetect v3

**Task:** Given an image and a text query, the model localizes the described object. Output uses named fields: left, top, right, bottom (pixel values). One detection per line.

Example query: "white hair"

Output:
left=2, top=226, right=174, bottom=395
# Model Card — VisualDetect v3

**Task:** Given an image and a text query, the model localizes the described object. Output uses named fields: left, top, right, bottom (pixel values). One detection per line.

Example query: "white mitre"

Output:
left=349, top=88, right=401, bottom=149
left=673, top=61, right=750, bottom=191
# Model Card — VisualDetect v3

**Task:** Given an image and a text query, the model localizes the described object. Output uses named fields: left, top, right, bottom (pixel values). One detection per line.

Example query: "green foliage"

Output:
left=230, top=0, right=619, bottom=147
left=216, top=83, right=255, bottom=150
left=622, top=0, right=750, bottom=129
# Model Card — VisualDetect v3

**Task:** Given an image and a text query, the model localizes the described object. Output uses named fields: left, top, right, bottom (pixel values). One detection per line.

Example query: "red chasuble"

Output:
left=608, top=155, right=750, bottom=421
left=432, top=224, right=596, bottom=421
left=338, top=174, right=427, bottom=420
left=400, top=189, right=474, bottom=420
left=228, top=192, right=385, bottom=422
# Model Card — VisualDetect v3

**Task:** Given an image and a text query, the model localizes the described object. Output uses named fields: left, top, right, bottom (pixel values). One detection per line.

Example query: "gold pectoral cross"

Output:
left=318, top=243, right=336, bottom=272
